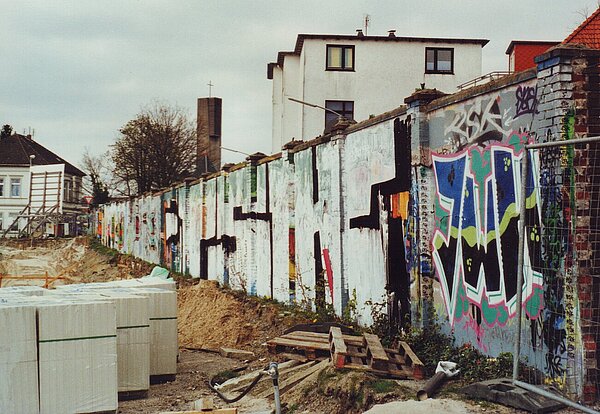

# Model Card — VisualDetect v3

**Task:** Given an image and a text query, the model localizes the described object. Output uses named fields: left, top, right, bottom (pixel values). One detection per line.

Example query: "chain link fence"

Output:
left=514, top=136, right=600, bottom=413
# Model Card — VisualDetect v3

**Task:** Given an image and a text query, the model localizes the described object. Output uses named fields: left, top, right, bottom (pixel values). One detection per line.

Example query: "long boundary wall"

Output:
left=96, top=46, right=600, bottom=402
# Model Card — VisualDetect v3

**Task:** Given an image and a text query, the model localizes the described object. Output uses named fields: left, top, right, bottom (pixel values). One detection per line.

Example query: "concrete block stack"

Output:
left=0, top=275, right=177, bottom=414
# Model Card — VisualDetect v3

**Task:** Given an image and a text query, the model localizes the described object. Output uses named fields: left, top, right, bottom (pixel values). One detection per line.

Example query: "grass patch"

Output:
left=87, top=235, right=118, bottom=259
left=366, top=379, right=397, bottom=394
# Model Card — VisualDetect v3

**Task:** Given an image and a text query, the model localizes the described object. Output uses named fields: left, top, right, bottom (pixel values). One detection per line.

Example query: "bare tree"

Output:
left=81, top=148, right=111, bottom=206
left=111, top=102, right=197, bottom=195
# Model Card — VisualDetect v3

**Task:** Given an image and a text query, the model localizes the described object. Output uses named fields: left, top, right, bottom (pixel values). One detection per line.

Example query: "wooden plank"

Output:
left=266, top=337, right=330, bottom=352
left=257, top=359, right=329, bottom=399
left=398, top=341, right=425, bottom=379
left=282, top=332, right=329, bottom=343
left=216, top=360, right=301, bottom=392
left=278, top=352, right=310, bottom=363
left=285, top=331, right=363, bottom=346
left=232, top=361, right=317, bottom=396
left=363, top=333, right=389, bottom=371
left=328, top=327, right=347, bottom=368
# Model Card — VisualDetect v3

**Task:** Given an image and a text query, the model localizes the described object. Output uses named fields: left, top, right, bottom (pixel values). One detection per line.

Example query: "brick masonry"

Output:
left=536, top=46, right=600, bottom=404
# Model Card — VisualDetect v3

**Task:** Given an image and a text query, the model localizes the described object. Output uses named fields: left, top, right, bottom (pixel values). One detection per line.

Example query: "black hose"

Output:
left=208, top=368, right=266, bottom=403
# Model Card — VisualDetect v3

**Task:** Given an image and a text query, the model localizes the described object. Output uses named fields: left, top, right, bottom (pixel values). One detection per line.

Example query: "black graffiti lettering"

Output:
left=515, top=85, right=537, bottom=117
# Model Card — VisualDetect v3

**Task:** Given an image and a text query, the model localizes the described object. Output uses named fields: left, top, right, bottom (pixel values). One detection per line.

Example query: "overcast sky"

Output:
left=1, top=0, right=597, bottom=169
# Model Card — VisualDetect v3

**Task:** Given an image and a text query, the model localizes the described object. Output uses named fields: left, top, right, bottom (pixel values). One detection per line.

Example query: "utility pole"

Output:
left=364, top=14, right=370, bottom=36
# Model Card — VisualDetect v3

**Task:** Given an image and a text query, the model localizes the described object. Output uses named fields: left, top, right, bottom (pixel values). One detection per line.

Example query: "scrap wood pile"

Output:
left=214, top=359, right=329, bottom=401
left=267, top=327, right=425, bottom=380
left=211, top=327, right=424, bottom=404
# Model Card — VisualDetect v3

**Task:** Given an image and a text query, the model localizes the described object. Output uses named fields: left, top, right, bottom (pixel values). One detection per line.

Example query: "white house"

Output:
left=268, top=31, right=488, bottom=151
left=0, top=132, right=86, bottom=236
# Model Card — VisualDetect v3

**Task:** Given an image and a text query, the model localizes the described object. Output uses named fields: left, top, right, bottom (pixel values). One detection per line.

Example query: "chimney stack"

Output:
left=196, top=97, right=222, bottom=175
left=388, top=30, right=396, bottom=37
left=356, top=29, right=364, bottom=37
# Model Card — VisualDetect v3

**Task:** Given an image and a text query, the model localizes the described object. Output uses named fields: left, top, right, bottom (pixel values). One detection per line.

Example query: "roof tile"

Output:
left=564, top=7, right=600, bottom=49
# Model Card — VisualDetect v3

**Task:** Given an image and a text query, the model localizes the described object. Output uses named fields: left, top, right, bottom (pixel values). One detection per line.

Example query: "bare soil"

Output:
left=178, top=280, right=305, bottom=357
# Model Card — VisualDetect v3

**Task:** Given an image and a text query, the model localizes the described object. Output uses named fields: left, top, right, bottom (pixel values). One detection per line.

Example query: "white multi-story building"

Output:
left=0, top=132, right=86, bottom=236
left=268, top=31, right=488, bottom=151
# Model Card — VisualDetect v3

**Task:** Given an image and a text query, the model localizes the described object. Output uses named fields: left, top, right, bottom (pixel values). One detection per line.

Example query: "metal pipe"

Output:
left=268, top=362, right=281, bottom=414
left=417, top=371, right=447, bottom=400
left=513, top=380, right=599, bottom=414
left=220, top=146, right=250, bottom=156
left=525, top=135, right=600, bottom=150
left=287, top=97, right=344, bottom=118
left=513, top=148, right=529, bottom=381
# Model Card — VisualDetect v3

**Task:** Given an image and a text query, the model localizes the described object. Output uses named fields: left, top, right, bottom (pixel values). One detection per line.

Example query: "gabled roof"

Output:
left=564, top=7, right=600, bottom=49
left=0, top=133, right=86, bottom=176
left=267, top=33, right=489, bottom=79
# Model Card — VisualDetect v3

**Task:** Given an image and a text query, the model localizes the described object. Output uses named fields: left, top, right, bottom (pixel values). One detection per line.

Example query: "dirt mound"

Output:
left=178, top=281, right=305, bottom=353
left=0, top=237, right=155, bottom=286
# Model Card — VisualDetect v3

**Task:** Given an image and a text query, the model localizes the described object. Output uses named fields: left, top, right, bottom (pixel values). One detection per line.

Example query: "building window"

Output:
left=10, top=178, right=21, bottom=197
left=325, top=100, right=354, bottom=129
left=64, top=179, right=72, bottom=202
left=326, top=45, right=354, bottom=71
left=0, top=178, right=3, bottom=197
left=426, top=47, right=454, bottom=73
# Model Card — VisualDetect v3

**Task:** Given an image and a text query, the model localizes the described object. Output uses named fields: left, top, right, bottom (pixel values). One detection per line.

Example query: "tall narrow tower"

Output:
left=196, top=97, right=222, bottom=174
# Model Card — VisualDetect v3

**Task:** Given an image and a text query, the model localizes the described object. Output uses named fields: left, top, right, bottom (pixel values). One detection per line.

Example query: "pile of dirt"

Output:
left=178, top=280, right=307, bottom=354
left=0, top=237, right=155, bottom=286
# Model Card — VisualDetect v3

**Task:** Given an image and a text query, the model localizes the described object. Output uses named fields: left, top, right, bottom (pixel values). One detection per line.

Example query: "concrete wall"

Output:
left=98, top=46, right=600, bottom=402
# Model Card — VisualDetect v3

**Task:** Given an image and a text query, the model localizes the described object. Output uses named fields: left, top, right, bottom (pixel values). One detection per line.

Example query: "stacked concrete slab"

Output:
left=48, top=289, right=151, bottom=398
left=0, top=302, right=38, bottom=414
left=37, top=298, right=118, bottom=414
left=0, top=276, right=177, bottom=413
left=0, top=294, right=119, bottom=414
left=56, top=276, right=178, bottom=382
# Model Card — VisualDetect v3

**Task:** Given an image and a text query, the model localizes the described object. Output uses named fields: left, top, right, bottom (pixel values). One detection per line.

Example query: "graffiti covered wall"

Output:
left=427, top=80, right=542, bottom=355
left=96, top=48, right=598, bottom=399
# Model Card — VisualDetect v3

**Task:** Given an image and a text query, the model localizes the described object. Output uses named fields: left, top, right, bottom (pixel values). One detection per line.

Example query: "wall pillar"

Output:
left=535, top=46, right=600, bottom=403
left=405, top=89, right=446, bottom=328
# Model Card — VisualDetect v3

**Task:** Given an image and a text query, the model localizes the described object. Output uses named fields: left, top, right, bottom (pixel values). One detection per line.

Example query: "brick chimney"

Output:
left=196, top=97, right=222, bottom=174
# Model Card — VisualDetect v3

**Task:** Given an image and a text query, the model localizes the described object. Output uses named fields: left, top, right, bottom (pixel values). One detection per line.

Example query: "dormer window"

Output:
left=425, top=47, right=454, bottom=74
left=326, top=45, right=354, bottom=71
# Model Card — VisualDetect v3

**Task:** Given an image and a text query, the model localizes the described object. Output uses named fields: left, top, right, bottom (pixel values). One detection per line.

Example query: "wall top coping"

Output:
left=425, top=69, right=537, bottom=112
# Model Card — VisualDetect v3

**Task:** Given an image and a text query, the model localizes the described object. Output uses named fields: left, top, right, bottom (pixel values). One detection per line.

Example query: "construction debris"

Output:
left=193, top=397, right=214, bottom=410
left=417, top=361, right=460, bottom=400
left=267, top=327, right=424, bottom=380
left=462, top=378, right=565, bottom=413
left=219, top=347, right=255, bottom=360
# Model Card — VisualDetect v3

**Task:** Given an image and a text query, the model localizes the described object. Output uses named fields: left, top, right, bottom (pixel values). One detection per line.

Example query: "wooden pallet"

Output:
left=267, top=331, right=332, bottom=360
left=267, top=329, right=424, bottom=380
left=329, top=327, right=424, bottom=379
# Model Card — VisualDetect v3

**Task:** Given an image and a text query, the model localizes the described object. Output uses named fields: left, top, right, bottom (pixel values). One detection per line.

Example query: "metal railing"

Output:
left=457, top=71, right=512, bottom=90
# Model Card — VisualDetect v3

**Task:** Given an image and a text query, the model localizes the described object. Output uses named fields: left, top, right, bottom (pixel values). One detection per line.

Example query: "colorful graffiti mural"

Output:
left=431, top=132, right=544, bottom=345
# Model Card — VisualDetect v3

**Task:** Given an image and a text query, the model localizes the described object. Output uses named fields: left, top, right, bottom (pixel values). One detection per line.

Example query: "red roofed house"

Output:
left=563, top=7, right=600, bottom=49
left=506, top=41, right=559, bottom=72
